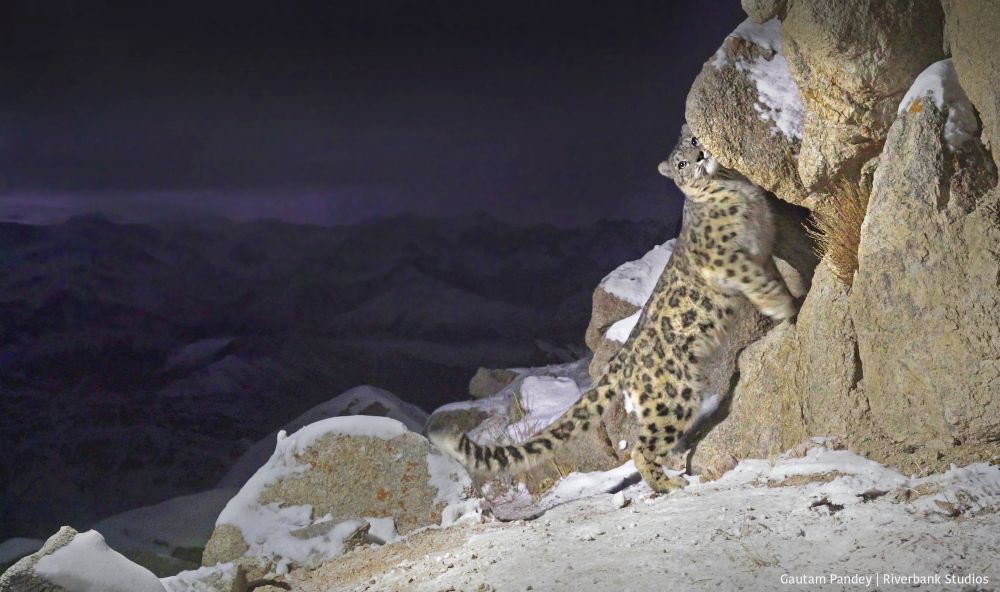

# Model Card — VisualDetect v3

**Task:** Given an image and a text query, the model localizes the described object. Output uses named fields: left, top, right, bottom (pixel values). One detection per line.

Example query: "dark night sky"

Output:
left=0, top=1, right=745, bottom=227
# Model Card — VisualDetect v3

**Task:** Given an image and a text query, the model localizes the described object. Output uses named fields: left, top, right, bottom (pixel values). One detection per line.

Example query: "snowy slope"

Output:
left=287, top=448, right=1000, bottom=591
left=91, top=488, right=239, bottom=560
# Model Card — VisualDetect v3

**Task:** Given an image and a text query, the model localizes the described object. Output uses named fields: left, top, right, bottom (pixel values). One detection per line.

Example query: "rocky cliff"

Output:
left=675, top=0, right=1000, bottom=476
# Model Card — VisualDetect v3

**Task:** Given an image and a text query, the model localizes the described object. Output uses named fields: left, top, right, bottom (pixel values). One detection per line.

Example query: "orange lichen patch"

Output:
left=376, top=487, right=392, bottom=501
left=909, top=100, right=923, bottom=113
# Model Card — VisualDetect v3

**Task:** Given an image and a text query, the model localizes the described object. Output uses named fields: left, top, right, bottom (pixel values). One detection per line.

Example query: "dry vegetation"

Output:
left=807, top=181, right=872, bottom=286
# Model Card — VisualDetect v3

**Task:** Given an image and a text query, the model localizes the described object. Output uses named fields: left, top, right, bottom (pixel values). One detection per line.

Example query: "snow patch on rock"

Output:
left=714, top=18, right=805, bottom=141
left=540, top=460, right=640, bottom=509
left=34, top=530, right=165, bottom=592
left=160, top=563, right=237, bottom=592
left=440, top=359, right=593, bottom=446
left=598, top=240, right=675, bottom=307
left=505, top=376, right=582, bottom=440
left=214, top=417, right=409, bottom=570
left=898, top=58, right=979, bottom=152
left=425, top=451, right=481, bottom=527
left=598, top=240, right=674, bottom=343
left=605, top=310, right=641, bottom=343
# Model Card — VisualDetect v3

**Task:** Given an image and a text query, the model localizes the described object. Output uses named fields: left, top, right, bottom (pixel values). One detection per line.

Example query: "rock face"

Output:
left=695, top=68, right=1000, bottom=477
left=258, top=431, right=449, bottom=535
left=780, top=0, right=944, bottom=192
left=692, top=262, right=866, bottom=478
left=203, top=417, right=475, bottom=573
left=849, top=91, right=1000, bottom=470
left=741, top=0, right=787, bottom=23
left=686, top=19, right=809, bottom=206
left=942, top=0, right=1000, bottom=172
left=690, top=3, right=944, bottom=204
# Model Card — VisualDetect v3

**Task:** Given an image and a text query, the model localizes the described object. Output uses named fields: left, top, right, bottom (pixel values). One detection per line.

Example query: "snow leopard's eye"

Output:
left=677, top=161, right=687, bottom=170
left=690, top=137, right=699, bottom=146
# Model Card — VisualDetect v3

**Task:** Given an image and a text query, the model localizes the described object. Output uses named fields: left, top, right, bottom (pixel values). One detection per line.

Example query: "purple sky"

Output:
left=0, top=1, right=744, bottom=227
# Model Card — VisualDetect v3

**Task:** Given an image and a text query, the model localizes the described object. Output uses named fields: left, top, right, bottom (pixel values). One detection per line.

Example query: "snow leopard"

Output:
left=428, top=125, right=796, bottom=493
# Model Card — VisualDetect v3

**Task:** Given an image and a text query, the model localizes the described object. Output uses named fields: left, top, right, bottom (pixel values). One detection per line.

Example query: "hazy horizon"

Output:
left=1, top=1, right=744, bottom=229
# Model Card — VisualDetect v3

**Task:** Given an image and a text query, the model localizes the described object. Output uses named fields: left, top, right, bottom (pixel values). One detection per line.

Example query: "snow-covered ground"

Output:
left=91, top=488, right=238, bottom=561
left=287, top=448, right=1000, bottom=592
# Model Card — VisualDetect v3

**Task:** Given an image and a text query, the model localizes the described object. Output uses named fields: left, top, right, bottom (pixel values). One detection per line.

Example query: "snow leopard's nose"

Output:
left=696, top=150, right=706, bottom=162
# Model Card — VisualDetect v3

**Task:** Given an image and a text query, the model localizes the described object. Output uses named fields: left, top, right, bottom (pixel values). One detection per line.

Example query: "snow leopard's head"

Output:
left=658, top=124, right=720, bottom=188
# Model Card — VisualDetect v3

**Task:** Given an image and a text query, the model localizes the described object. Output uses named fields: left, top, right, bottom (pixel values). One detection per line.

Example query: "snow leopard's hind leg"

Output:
left=631, top=446, right=686, bottom=493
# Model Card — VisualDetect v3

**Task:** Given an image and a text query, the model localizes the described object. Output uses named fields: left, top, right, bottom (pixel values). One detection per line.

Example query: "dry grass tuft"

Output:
left=807, top=181, right=871, bottom=286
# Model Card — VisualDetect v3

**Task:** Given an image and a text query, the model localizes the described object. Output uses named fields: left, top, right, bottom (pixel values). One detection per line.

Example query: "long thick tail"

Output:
left=428, top=382, right=615, bottom=474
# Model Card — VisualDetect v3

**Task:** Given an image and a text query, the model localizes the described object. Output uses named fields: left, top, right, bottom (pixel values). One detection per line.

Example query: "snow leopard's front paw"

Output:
left=762, top=297, right=797, bottom=323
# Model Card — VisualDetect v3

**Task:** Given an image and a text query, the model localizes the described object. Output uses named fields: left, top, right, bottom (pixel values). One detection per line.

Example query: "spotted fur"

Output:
left=428, top=125, right=795, bottom=493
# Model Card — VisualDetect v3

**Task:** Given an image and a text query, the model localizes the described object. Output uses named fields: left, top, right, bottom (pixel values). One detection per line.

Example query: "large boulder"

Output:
left=686, top=19, right=809, bottom=206
left=942, top=0, right=1000, bottom=172
left=218, top=386, right=428, bottom=489
left=203, top=417, right=477, bottom=574
left=691, top=3, right=945, bottom=205
left=0, top=527, right=165, bottom=592
left=780, top=0, right=944, bottom=192
left=848, top=72, right=1000, bottom=471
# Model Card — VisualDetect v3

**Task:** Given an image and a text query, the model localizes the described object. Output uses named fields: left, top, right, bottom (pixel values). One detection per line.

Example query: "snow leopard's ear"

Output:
left=657, top=157, right=675, bottom=180
left=680, top=123, right=691, bottom=137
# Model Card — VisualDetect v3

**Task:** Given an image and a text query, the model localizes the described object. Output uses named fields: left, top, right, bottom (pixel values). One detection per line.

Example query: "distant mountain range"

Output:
left=0, top=213, right=672, bottom=541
